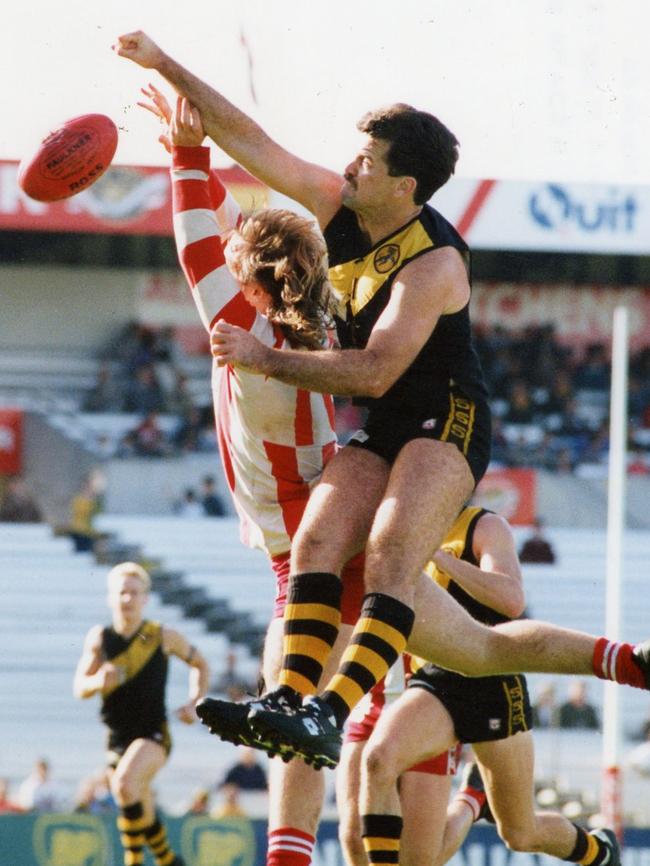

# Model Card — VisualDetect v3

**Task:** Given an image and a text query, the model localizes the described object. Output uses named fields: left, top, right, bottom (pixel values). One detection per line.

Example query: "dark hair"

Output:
left=357, top=103, right=459, bottom=204
left=228, top=209, right=333, bottom=350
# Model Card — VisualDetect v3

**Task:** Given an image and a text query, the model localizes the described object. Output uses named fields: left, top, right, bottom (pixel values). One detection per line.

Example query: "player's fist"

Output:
left=113, top=31, right=163, bottom=69
left=97, top=662, right=124, bottom=693
left=175, top=702, right=198, bottom=725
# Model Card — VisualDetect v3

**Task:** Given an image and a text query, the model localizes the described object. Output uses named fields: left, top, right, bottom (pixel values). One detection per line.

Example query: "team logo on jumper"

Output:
left=422, top=418, right=437, bottom=431
left=373, top=244, right=400, bottom=273
left=181, top=816, right=256, bottom=866
left=33, top=814, right=112, bottom=866
left=489, top=718, right=501, bottom=731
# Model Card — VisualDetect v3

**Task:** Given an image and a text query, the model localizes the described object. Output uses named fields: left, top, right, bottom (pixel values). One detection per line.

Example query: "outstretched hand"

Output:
left=113, top=30, right=164, bottom=69
left=139, top=86, right=204, bottom=152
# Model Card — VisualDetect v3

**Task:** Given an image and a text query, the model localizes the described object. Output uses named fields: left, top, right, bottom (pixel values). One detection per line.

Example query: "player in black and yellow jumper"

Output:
left=358, top=507, right=618, bottom=866
left=74, top=562, right=209, bottom=866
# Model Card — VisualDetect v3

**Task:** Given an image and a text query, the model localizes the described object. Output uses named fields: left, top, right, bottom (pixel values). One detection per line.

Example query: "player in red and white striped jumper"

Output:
left=145, top=89, right=364, bottom=866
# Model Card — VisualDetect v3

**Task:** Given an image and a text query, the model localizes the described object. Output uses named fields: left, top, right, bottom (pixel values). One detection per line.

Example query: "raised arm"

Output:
left=163, top=627, right=210, bottom=723
left=114, top=31, right=343, bottom=226
left=432, top=513, right=526, bottom=619
left=163, top=95, right=257, bottom=333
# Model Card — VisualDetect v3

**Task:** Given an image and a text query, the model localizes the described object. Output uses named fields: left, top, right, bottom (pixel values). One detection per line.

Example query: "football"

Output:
left=18, top=113, right=118, bottom=202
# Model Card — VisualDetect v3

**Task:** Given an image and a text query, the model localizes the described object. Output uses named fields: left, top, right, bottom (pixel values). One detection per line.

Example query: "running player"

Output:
left=73, top=561, right=209, bottom=866
left=114, top=31, right=650, bottom=774
left=143, top=89, right=366, bottom=866
left=358, top=507, right=619, bottom=866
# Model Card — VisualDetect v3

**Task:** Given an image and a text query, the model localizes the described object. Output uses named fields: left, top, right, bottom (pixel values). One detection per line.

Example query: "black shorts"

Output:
left=407, top=666, right=532, bottom=743
left=106, top=722, right=172, bottom=768
left=346, top=386, right=491, bottom=485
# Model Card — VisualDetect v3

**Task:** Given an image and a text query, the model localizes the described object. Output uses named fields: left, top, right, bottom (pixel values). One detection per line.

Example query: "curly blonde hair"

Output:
left=228, top=209, right=333, bottom=350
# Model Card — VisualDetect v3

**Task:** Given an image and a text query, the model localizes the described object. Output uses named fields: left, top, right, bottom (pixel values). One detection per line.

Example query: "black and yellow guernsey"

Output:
left=427, top=504, right=509, bottom=628
left=410, top=505, right=509, bottom=680
left=324, top=203, right=488, bottom=413
left=100, top=620, right=168, bottom=738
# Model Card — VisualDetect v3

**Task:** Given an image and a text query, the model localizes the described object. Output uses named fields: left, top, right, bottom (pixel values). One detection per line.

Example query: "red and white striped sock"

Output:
left=593, top=637, right=645, bottom=688
left=267, top=827, right=315, bottom=866
left=455, top=786, right=486, bottom=822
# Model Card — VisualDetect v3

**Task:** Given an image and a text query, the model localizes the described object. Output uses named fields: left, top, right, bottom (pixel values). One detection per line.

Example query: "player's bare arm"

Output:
left=210, top=245, right=469, bottom=396
left=163, top=627, right=210, bottom=723
left=114, top=30, right=342, bottom=224
left=73, top=624, right=118, bottom=699
left=432, top=513, right=525, bottom=618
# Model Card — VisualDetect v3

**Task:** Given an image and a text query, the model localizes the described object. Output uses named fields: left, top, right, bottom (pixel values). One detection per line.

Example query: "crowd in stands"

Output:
left=473, top=324, right=650, bottom=475
left=82, top=322, right=217, bottom=459
left=76, top=320, right=650, bottom=475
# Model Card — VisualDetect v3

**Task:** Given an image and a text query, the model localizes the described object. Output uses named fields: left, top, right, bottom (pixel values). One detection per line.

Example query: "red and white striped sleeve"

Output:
left=171, top=145, right=255, bottom=333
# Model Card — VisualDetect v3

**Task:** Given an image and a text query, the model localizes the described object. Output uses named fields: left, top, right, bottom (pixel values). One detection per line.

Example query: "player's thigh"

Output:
left=366, top=439, right=474, bottom=586
left=291, top=446, right=389, bottom=573
left=113, top=738, right=167, bottom=789
left=473, top=732, right=537, bottom=833
left=364, top=687, right=457, bottom=780
left=400, top=772, right=453, bottom=866
left=407, top=570, right=488, bottom=674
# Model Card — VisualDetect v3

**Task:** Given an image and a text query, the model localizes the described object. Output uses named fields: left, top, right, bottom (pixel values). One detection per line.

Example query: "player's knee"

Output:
left=362, top=739, right=401, bottom=786
left=498, top=824, right=537, bottom=853
left=110, top=770, right=139, bottom=805
left=292, top=525, right=338, bottom=567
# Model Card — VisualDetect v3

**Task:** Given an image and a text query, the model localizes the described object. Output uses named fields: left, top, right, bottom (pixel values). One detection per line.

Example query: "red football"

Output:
left=18, top=114, right=118, bottom=202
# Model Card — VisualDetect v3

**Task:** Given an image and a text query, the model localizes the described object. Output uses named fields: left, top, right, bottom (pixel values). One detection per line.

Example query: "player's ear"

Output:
left=395, top=175, right=417, bottom=200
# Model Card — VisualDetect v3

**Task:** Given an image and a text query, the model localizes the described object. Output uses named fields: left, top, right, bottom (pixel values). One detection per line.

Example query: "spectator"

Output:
left=82, top=363, right=124, bottom=413
left=17, top=758, right=66, bottom=812
left=184, top=787, right=211, bottom=816
left=0, top=476, right=43, bottom=523
left=558, top=680, right=599, bottom=729
left=211, top=650, right=254, bottom=701
left=211, top=783, right=247, bottom=819
left=167, top=371, right=195, bottom=417
left=123, top=364, right=167, bottom=414
left=531, top=680, right=560, bottom=728
left=504, top=379, right=537, bottom=425
left=0, top=778, right=24, bottom=813
left=173, top=406, right=213, bottom=453
left=220, top=747, right=267, bottom=792
left=175, top=488, right=204, bottom=518
left=518, top=519, right=557, bottom=564
left=131, top=412, right=171, bottom=458
left=201, top=476, right=226, bottom=517
left=574, top=343, right=610, bottom=392
left=68, top=473, right=103, bottom=553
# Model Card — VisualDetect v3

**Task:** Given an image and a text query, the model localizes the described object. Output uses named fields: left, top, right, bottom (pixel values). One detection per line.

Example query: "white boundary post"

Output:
left=601, top=305, right=628, bottom=839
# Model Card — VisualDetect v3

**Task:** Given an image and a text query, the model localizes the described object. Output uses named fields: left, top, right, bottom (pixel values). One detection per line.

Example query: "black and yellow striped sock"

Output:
left=144, top=816, right=178, bottom=866
left=566, top=826, right=611, bottom=865
left=117, top=802, right=147, bottom=866
left=321, top=592, right=414, bottom=726
left=278, top=572, right=343, bottom=696
left=361, top=813, right=402, bottom=865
